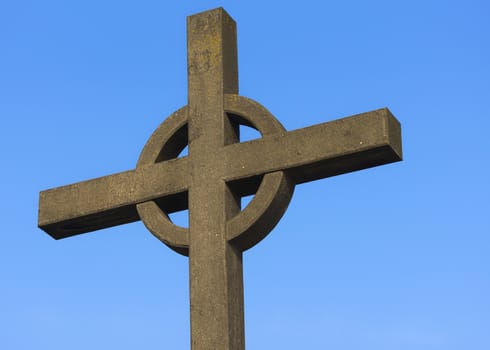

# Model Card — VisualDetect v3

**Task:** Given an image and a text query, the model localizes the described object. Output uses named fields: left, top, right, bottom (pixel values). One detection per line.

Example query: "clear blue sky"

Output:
left=2, top=1, right=489, bottom=349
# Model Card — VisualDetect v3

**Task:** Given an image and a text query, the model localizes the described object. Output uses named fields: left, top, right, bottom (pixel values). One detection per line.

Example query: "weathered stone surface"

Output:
left=38, top=7, right=402, bottom=350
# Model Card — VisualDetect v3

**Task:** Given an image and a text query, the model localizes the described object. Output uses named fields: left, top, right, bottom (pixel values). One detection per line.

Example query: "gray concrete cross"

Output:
left=38, top=7, right=402, bottom=350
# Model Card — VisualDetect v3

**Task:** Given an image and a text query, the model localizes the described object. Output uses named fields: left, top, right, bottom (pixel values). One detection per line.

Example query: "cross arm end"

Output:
left=224, top=107, right=402, bottom=185
left=38, top=170, right=141, bottom=239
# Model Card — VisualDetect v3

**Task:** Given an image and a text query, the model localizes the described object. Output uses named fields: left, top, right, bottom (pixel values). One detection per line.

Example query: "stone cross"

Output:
left=38, top=7, right=402, bottom=350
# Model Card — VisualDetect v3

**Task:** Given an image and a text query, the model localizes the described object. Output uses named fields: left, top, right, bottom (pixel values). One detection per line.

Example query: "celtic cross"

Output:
left=38, top=7, right=402, bottom=350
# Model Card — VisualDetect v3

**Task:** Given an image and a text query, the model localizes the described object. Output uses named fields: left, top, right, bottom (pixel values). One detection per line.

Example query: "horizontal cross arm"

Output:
left=38, top=158, right=189, bottom=239
left=225, top=108, right=402, bottom=186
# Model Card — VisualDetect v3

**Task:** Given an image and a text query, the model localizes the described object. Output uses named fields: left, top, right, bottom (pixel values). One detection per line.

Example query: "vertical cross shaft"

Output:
left=187, top=8, right=244, bottom=350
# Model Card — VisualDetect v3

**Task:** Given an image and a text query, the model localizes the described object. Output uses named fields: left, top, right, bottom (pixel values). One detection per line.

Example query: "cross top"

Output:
left=38, top=8, right=402, bottom=350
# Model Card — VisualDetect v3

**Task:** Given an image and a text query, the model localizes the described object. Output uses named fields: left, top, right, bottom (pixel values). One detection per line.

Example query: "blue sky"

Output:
left=2, top=1, right=489, bottom=349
